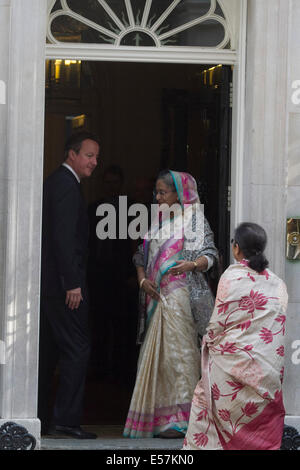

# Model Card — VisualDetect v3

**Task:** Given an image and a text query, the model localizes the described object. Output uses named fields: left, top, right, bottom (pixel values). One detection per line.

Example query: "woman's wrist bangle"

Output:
left=140, top=278, right=146, bottom=289
left=192, top=261, right=198, bottom=272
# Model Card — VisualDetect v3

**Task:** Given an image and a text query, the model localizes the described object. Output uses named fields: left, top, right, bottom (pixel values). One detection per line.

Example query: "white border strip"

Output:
left=0, top=340, right=5, bottom=365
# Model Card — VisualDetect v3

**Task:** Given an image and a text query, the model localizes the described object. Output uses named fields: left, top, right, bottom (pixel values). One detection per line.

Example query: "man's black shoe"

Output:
left=48, top=425, right=97, bottom=439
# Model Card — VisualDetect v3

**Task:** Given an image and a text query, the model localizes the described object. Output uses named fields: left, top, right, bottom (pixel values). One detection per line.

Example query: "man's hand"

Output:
left=65, top=287, right=83, bottom=310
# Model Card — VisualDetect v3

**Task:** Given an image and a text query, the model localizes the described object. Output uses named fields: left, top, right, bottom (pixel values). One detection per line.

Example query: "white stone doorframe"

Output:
left=0, top=0, right=47, bottom=450
left=2, top=0, right=278, bottom=450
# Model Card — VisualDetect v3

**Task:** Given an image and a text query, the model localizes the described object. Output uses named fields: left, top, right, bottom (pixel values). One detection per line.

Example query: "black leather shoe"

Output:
left=48, top=425, right=97, bottom=439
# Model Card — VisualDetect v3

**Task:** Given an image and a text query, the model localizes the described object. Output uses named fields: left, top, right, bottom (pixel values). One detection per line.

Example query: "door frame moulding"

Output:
left=45, top=44, right=237, bottom=64
left=45, top=0, right=248, bottom=244
left=230, top=0, right=247, bottom=232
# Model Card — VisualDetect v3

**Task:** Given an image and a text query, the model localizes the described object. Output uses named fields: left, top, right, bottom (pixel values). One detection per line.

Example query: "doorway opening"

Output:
left=43, top=59, right=232, bottom=425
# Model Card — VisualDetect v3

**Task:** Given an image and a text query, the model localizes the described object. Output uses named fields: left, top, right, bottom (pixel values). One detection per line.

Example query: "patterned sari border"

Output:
left=123, top=404, right=191, bottom=437
left=124, top=403, right=191, bottom=437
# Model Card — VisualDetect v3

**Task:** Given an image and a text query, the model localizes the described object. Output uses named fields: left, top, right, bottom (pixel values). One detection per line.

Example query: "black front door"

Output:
left=161, top=65, right=232, bottom=275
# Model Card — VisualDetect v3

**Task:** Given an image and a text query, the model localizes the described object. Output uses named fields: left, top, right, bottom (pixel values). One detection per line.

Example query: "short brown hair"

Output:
left=64, top=131, right=100, bottom=160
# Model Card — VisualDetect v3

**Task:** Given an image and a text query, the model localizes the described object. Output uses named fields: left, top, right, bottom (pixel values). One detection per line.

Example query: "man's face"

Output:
left=69, top=139, right=99, bottom=179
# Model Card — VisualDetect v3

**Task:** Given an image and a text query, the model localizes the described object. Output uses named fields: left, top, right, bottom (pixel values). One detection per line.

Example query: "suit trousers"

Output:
left=38, top=291, right=91, bottom=428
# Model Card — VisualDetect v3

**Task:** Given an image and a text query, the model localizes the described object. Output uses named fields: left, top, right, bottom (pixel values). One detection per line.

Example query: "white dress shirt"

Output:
left=62, top=162, right=80, bottom=183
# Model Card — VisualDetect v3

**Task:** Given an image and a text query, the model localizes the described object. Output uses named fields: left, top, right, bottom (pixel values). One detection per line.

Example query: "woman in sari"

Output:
left=183, top=222, right=288, bottom=450
left=123, top=170, right=218, bottom=439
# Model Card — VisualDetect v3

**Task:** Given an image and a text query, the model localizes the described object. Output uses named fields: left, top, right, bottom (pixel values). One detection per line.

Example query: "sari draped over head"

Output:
left=135, top=171, right=218, bottom=344
left=183, top=260, right=288, bottom=450
left=124, top=170, right=217, bottom=438
left=142, top=171, right=203, bottom=327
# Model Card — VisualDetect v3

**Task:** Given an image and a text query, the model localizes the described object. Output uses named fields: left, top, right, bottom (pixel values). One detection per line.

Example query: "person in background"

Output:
left=87, top=165, right=137, bottom=383
left=123, top=169, right=218, bottom=439
left=183, top=222, right=288, bottom=450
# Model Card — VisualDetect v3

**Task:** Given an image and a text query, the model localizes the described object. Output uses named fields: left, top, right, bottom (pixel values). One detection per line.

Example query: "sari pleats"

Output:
left=124, top=287, right=201, bottom=438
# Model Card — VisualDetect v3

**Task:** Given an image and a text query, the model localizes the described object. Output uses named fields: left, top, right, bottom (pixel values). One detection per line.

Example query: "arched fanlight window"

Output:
left=47, top=0, right=233, bottom=49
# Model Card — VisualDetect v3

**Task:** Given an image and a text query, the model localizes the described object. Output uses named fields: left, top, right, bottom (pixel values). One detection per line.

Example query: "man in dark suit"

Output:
left=38, top=131, right=100, bottom=439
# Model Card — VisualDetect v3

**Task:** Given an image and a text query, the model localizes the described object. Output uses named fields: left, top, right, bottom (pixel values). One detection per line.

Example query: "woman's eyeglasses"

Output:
left=153, top=190, right=175, bottom=198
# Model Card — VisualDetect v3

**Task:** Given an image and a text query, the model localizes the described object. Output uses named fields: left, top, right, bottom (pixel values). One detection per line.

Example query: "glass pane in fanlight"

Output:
left=66, top=0, right=122, bottom=33
left=51, top=15, right=115, bottom=44
left=147, top=0, right=175, bottom=28
left=130, top=0, right=147, bottom=25
left=104, top=0, right=130, bottom=27
left=120, top=31, right=156, bottom=47
left=51, top=0, right=62, bottom=13
left=215, top=2, right=226, bottom=18
left=157, top=0, right=218, bottom=33
left=160, top=19, right=227, bottom=47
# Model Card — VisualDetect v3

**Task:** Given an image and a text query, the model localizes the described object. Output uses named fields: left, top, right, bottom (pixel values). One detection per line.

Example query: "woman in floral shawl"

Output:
left=183, top=222, right=288, bottom=450
left=123, top=170, right=218, bottom=439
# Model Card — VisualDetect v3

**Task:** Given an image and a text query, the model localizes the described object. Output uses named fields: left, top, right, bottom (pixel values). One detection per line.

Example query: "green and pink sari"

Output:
left=123, top=171, right=203, bottom=438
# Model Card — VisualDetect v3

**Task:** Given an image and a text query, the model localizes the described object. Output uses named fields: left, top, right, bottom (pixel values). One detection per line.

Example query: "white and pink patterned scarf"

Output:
left=183, top=260, right=288, bottom=450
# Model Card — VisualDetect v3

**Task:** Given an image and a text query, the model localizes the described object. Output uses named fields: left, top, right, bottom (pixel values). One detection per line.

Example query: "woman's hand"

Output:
left=169, top=260, right=195, bottom=276
left=141, top=279, right=161, bottom=301
left=169, top=257, right=209, bottom=275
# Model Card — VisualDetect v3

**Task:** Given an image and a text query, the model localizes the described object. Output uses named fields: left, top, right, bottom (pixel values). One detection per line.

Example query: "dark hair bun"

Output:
left=247, top=252, right=269, bottom=273
left=234, top=222, right=269, bottom=273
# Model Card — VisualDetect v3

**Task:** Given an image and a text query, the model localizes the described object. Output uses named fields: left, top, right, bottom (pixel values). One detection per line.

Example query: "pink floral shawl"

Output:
left=183, top=260, right=288, bottom=450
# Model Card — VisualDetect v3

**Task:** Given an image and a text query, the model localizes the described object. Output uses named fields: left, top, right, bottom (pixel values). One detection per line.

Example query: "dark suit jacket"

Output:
left=41, top=165, right=89, bottom=297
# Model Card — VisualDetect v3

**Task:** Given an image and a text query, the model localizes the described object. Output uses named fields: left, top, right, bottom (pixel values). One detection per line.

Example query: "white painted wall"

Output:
left=0, top=0, right=11, bottom=402
left=283, top=0, right=300, bottom=420
left=244, top=0, right=300, bottom=426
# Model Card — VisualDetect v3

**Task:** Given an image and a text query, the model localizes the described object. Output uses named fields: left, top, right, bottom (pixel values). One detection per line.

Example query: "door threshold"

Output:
left=41, top=425, right=183, bottom=450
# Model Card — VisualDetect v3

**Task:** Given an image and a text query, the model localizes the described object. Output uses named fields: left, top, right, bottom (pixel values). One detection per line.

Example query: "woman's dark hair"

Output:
left=156, top=169, right=176, bottom=192
left=103, top=164, right=124, bottom=183
left=233, top=222, right=269, bottom=273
